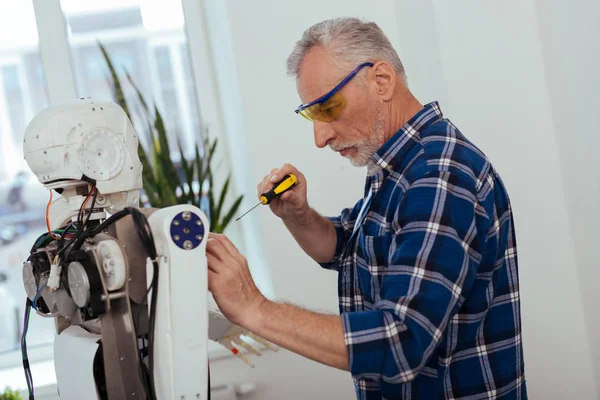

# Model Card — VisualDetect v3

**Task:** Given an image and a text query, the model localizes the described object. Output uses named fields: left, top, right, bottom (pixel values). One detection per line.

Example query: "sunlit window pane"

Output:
left=0, top=1, right=53, bottom=355
left=61, top=0, right=201, bottom=161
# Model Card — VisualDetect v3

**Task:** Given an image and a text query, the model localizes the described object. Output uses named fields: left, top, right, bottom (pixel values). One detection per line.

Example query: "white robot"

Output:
left=20, top=99, right=270, bottom=399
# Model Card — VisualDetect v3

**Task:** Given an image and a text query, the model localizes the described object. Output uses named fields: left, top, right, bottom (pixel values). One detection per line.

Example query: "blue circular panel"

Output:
left=169, top=211, right=205, bottom=250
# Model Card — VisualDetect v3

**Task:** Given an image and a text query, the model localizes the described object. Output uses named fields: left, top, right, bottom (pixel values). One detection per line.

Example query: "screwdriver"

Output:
left=236, top=174, right=298, bottom=221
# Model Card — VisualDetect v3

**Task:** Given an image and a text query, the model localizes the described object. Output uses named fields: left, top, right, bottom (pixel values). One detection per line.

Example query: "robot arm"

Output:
left=20, top=100, right=272, bottom=400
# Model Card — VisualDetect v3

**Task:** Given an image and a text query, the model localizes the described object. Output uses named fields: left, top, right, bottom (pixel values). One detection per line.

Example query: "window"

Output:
left=0, top=0, right=266, bottom=394
left=0, top=0, right=55, bottom=359
left=61, top=0, right=202, bottom=160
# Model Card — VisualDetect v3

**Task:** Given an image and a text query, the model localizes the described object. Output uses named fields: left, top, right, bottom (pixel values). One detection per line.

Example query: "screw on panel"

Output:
left=182, top=212, right=191, bottom=221
left=183, top=240, right=193, bottom=250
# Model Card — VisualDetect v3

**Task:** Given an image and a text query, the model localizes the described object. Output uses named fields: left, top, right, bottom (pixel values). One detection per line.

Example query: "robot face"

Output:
left=23, top=99, right=143, bottom=195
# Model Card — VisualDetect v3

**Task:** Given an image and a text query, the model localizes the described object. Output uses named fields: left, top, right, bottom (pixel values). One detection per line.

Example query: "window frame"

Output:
left=0, top=0, right=272, bottom=383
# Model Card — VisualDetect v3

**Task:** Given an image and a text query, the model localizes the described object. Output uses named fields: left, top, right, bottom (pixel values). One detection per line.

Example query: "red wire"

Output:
left=80, top=186, right=95, bottom=215
left=47, top=185, right=95, bottom=241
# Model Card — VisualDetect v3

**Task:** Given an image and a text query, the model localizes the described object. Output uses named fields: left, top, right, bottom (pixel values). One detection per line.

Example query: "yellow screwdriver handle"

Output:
left=259, top=174, right=297, bottom=204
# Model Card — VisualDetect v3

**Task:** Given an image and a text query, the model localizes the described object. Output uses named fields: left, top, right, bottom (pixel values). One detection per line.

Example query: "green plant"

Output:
left=99, top=43, right=243, bottom=233
left=0, top=388, right=23, bottom=400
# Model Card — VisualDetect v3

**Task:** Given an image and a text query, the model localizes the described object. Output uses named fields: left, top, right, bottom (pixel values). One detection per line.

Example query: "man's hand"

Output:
left=258, top=164, right=309, bottom=224
left=206, top=233, right=265, bottom=327
left=206, top=235, right=349, bottom=371
left=258, top=163, right=338, bottom=264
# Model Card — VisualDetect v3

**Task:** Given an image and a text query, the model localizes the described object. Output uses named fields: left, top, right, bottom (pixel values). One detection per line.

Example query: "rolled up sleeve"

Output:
left=342, top=171, right=485, bottom=382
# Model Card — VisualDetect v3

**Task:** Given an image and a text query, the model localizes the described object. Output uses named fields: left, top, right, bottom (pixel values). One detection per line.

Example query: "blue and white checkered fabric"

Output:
left=321, top=102, right=527, bottom=399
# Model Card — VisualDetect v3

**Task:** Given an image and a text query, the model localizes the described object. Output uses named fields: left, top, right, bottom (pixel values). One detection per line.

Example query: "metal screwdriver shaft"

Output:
left=235, top=202, right=262, bottom=221
left=235, top=174, right=298, bottom=221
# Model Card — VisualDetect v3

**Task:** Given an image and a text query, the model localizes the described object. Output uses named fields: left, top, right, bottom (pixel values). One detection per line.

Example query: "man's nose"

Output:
left=313, top=120, right=335, bottom=148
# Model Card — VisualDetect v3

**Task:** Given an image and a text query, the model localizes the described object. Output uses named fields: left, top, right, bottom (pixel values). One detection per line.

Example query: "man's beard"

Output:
left=330, top=104, right=386, bottom=167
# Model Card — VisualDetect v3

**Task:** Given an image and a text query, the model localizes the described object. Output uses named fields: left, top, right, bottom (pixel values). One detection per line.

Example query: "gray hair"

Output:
left=286, top=18, right=407, bottom=84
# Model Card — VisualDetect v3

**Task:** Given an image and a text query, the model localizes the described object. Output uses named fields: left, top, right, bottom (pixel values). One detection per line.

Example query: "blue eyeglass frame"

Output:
left=294, top=62, right=374, bottom=115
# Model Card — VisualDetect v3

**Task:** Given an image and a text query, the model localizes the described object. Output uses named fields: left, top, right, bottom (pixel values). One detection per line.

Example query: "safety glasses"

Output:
left=294, top=62, right=374, bottom=123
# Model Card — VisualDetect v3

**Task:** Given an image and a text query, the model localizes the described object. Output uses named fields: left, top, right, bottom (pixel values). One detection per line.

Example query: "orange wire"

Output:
left=46, top=190, right=61, bottom=240
left=80, top=186, right=95, bottom=215
left=46, top=185, right=95, bottom=240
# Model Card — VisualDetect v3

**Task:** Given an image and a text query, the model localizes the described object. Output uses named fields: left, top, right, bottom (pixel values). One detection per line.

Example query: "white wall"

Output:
left=419, top=1, right=597, bottom=398
left=205, top=1, right=599, bottom=399
left=204, top=1, right=398, bottom=398
left=535, top=0, right=600, bottom=393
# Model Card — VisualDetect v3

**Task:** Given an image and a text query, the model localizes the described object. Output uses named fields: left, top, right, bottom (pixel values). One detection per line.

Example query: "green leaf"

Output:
left=217, top=195, right=244, bottom=234
left=206, top=138, right=217, bottom=176
left=208, top=180, right=216, bottom=227
left=153, top=106, right=180, bottom=197
left=0, top=387, right=24, bottom=400
left=98, top=42, right=130, bottom=116
left=213, top=174, right=231, bottom=225
left=125, top=70, right=151, bottom=120
left=138, top=143, right=160, bottom=206
left=195, top=145, right=204, bottom=208
left=178, top=138, right=195, bottom=203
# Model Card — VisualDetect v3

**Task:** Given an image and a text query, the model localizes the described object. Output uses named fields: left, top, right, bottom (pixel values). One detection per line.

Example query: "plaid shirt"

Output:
left=320, top=102, right=527, bottom=399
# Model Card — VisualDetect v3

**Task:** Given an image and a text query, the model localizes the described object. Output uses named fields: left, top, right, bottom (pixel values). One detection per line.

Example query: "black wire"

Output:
left=58, top=207, right=159, bottom=398
left=83, top=188, right=98, bottom=229
left=22, top=298, right=34, bottom=400
left=129, top=209, right=159, bottom=400
left=128, top=209, right=159, bottom=400
left=57, top=186, right=97, bottom=259
left=65, top=208, right=130, bottom=260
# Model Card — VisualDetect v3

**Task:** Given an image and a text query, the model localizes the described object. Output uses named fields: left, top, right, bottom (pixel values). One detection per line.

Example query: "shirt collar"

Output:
left=367, top=101, right=443, bottom=176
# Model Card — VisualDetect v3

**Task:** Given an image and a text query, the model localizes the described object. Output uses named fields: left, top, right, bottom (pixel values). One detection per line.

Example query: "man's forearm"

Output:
left=244, top=299, right=349, bottom=371
left=283, top=207, right=337, bottom=264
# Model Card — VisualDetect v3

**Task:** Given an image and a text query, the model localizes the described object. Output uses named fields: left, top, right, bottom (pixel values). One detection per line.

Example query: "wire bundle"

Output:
left=25, top=187, right=161, bottom=399
left=23, top=186, right=98, bottom=400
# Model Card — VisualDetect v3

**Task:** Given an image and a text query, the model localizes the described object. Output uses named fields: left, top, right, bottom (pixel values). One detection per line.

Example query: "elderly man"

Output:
left=207, top=18, right=527, bottom=399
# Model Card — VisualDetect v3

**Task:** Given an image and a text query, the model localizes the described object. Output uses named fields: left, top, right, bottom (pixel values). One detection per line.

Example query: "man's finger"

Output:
left=208, top=269, right=218, bottom=291
left=268, top=168, right=279, bottom=181
left=271, top=163, right=296, bottom=183
left=279, top=190, right=295, bottom=203
left=212, top=233, right=240, bottom=256
left=259, top=174, right=272, bottom=197
left=207, top=239, right=231, bottom=262
left=207, top=252, right=222, bottom=273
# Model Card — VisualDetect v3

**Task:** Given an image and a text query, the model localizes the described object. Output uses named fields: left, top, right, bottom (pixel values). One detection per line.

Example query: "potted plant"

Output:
left=0, top=388, right=23, bottom=400
left=99, top=43, right=243, bottom=233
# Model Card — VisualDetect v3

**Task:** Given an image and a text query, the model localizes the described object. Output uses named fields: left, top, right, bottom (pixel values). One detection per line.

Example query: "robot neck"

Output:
left=48, top=185, right=141, bottom=231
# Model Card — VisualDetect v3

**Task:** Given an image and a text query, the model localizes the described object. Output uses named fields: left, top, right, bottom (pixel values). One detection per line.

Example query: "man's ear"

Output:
left=372, top=61, right=397, bottom=102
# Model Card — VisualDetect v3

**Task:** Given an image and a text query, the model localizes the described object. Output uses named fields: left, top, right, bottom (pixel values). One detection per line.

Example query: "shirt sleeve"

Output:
left=319, top=198, right=364, bottom=271
left=342, top=170, right=487, bottom=382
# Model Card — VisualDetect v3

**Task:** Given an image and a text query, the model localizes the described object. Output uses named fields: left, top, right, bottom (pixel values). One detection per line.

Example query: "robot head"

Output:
left=23, top=99, right=143, bottom=215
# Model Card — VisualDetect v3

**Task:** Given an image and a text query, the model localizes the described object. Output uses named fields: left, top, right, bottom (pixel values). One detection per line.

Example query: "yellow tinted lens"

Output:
left=298, top=108, right=315, bottom=121
left=299, top=92, right=346, bottom=123
left=313, top=92, right=346, bottom=122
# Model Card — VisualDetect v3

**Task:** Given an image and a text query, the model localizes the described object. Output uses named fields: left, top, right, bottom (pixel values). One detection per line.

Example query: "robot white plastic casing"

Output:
left=21, top=99, right=275, bottom=399
left=23, top=98, right=143, bottom=229
left=147, top=206, right=210, bottom=400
